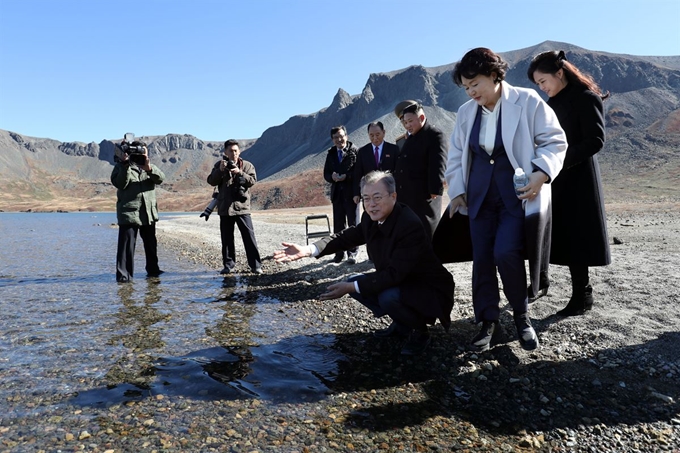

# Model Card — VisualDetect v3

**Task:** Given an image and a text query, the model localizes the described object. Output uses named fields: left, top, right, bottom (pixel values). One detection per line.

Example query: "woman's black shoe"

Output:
left=514, top=312, right=539, bottom=351
left=528, top=285, right=549, bottom=303
left=557, top=285, right=594, bottom=316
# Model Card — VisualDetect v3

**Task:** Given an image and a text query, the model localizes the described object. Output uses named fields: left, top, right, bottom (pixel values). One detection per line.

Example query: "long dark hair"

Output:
left=528, top=50, right=609, bottom=100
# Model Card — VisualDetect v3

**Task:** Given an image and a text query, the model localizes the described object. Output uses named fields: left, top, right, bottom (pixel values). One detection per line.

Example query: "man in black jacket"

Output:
left=207, top=139, right=262, bottom=275
left=352, top=121, right=399, bottom=204
left=274, top=171, right=454, bottom=356
left=323, top=125, right=359, bottom=264
left=393, top=101, right=448, bottom=239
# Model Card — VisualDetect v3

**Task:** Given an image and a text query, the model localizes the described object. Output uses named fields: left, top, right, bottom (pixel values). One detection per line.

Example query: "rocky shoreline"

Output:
left=1, top=206, right=677, bottom=453
left=148, top=206, right=680, bottom=452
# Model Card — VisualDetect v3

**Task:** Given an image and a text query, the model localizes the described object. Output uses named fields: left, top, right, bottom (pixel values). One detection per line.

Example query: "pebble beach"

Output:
left=1, top=204, right=679, bottom=452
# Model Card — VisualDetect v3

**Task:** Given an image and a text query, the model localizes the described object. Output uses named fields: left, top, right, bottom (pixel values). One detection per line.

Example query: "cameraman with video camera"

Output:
left=207, top=139, right=262, bottom=275
left=111, top=134, right=165, bottom=282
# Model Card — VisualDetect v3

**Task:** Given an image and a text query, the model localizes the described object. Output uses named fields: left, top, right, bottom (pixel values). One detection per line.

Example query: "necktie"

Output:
left=374, top=146, right=380, bottom=168
left=338, top=149, right=343, bottom=163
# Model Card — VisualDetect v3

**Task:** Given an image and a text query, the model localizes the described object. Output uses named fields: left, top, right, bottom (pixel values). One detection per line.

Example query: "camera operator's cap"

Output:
left=394, top=100, right=419, bottom=119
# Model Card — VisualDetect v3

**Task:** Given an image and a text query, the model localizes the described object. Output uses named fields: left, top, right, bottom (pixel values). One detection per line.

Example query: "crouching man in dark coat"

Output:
left=274, top=171, right=454, bottom=355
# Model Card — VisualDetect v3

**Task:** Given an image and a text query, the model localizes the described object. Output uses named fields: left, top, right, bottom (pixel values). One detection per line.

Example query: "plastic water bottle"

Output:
left=513, top=168, right=529, bottom=196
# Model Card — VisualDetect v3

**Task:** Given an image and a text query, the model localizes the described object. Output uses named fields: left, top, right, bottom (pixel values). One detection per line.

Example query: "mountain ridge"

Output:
left=1, top=40, right=679, bottom=212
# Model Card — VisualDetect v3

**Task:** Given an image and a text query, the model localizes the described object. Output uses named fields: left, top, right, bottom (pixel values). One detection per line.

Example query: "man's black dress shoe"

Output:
left=373, top=322, right=409, bottom=338
left=401, top=330, right=431, bottom=355
left=469, top=320, right=503, bottom=352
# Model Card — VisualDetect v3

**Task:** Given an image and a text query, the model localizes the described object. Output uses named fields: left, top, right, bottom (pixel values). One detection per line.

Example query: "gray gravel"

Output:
left=1, top=206, right=678, bottom=452
left=154, top=206, right=680, bottom=452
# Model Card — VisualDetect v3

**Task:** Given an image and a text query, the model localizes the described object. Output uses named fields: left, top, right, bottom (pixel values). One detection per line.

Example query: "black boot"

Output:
left=557, top=284, right=594, bottom=317
left=528, top=284, right=549, bottom=303
left=528, top=270, right=550, bottom=303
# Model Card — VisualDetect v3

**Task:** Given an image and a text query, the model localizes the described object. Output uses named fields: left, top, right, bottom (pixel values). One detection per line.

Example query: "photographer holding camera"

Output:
left=207, top=139, right=262, bottom=275
left=111, top=135, right=165, bottom=282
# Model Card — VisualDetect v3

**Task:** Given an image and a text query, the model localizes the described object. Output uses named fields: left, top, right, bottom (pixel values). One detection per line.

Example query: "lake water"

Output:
left=0, top=212, right=343, bottom=418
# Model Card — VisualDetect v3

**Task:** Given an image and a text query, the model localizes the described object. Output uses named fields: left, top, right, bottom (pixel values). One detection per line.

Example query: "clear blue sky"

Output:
left=1, top=0, right=679, bottom=143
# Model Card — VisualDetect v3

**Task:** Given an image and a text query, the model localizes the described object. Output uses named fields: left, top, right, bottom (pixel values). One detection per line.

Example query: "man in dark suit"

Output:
left=323, top=125, right=359, bottom=263
left=393, top=101, right=448, bottom=239
left=274, top=171, right=454, bottom=356
left=352, top=121, right=399, bottom=204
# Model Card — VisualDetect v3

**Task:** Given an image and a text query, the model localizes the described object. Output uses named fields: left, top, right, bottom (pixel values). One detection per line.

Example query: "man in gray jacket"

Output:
left=111, top=139, right=165, bottom=282
left=208, top=139, right=262, bottom=275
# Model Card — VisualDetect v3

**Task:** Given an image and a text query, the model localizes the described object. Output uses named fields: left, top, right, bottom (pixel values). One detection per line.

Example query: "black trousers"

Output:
left=220, top=214, right=262, bottom=270
left=331, top=194, right=359, bottom=257
left=347, top=275, right=423, bottom=333
left=116, top=224, right=160, bottom=282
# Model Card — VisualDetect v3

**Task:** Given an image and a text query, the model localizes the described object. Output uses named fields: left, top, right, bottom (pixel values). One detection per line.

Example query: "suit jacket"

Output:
left=323, top=142, right=357, bottom=202
left=353, top=141, right=399, bottom=197
left=548, top=83, right=610, bottom=266
left=313, top=203, right=454, bottom=329
left=444, top=81, right=567, bottom=290
left=393, top=121, right=448, bottom=238
left=395, top=133, right=408, bottom=151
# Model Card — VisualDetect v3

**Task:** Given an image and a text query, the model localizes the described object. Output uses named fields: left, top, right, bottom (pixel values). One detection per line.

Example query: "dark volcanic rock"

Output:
left=1, top=40, right=679, bottom=210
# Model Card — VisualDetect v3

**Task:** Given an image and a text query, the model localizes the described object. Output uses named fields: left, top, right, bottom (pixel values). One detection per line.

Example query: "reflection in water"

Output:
left=104, top=281, right=169, bottom=387
left=74, top=333, right=345, bottom=406
left=1, top=213, right=350, bottom=411
left=75, top=283, right=346, bottom=407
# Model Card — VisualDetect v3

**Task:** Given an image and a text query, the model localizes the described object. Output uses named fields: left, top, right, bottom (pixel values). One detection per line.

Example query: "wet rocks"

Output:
left=2, top=208, right=679, bottom=452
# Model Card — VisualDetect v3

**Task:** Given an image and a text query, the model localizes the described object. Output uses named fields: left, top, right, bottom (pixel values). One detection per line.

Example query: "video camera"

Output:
left=115, top=132, right=147, bottom=166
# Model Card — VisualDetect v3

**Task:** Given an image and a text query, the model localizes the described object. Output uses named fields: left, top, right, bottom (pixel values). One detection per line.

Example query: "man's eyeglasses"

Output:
left=361, top=193, right=388, bottom=204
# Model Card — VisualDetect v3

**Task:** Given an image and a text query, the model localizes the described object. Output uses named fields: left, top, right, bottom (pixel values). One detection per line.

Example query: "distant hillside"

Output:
left=1, top=40, right=678, bottom=212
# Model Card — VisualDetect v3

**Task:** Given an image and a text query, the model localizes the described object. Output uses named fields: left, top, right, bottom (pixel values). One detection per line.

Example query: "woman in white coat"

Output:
left=445, top=48, right=567, bottom=352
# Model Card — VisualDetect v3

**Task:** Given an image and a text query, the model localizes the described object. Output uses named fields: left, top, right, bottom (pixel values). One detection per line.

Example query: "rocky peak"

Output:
left=59, top=141, right=100, bottom=158
left=147, top=134, right=209, bottom=154
left=329, top=88, right=353, bottom=111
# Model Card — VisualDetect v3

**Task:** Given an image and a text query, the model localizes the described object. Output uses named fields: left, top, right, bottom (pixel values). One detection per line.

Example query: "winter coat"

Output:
left=393, top=121, right=448, bottom=238
left=207, top=158, right=257, bottom=217
left=548, top=83, right=611, bottom=266
left=111, top=162, right=164, bottom=226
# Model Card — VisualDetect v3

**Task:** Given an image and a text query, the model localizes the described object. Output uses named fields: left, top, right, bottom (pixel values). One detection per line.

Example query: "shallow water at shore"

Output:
left=0, top=212, right=342, bottom=421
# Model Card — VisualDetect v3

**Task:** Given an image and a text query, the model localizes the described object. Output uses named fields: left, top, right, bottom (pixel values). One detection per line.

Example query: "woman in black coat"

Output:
left=528, top=50, right=611, bottom=316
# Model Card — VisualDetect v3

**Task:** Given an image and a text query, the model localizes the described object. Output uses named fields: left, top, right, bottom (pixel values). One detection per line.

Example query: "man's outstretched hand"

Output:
left=273, top=242, right=311, bottom=263
left=319, top=281, right=354, bottom=300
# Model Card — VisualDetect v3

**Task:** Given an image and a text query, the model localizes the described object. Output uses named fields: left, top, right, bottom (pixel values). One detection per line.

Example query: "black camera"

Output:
left=222, top=155, right=237, bottom=170
left=115, top=132, right=147, bottom=165
left=200, top=192, right=219, bottom=221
